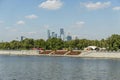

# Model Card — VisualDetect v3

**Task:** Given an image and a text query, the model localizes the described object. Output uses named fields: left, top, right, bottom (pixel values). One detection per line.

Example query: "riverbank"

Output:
left=80, top=51, right=120, bottom=59
left=0, top=50, right=40, bottom=56
left=0, top=50, right=120, bottom=59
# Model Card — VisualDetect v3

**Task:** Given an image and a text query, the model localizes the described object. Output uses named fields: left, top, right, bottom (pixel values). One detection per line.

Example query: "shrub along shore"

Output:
left=0, top=34, right=120, bottom=51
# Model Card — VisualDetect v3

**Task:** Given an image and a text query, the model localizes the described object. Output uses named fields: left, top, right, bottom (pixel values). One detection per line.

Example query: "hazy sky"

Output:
left=0, top=0, right=120, bottom=41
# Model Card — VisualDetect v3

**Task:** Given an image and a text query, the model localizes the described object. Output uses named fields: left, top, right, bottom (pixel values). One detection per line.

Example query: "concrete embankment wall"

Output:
left=0, top=50, right=40, bottom=55
left=1, top=50, right=120, bottom=59
left=81, top=51, right=120, bottom=58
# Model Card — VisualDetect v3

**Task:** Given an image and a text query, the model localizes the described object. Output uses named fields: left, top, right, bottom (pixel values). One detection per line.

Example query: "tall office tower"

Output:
left=21, top=36, right=26, bottom=41
left=55, top=33, right=57, bottom=38
left=67, top=35, right=72, bottom=41
left=60, top=28, right=65, bottom=40
left=66, top=33, right=72, bottom=41
left=52, top=32, right=55, bottom=38
left=21, top=36, right=24, bottom=41
left=47, top=30, right=51, bottom=39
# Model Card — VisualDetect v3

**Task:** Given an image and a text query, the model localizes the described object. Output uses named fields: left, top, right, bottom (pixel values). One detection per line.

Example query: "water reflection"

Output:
left=0, top=56, right=119, bottom=80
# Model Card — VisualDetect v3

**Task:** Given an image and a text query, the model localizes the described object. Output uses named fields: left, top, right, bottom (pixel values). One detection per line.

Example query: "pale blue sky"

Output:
left=0, top=0, right=120, bottom=41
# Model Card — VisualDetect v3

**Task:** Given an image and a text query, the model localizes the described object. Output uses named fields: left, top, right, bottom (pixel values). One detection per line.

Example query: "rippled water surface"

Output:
left=0, top=55, right=120, bottom=80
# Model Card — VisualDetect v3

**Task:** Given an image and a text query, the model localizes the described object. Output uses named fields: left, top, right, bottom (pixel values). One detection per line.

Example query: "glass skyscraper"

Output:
left=47, top=30, right=51, bottom=39
left=60, top=28, right=64, bottom=40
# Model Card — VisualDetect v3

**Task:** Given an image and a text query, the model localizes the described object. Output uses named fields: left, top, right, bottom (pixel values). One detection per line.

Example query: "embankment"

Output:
left=80, top=51, right=120, bottom=59
left=0, top=50, right=120, bottom=59
left=0, top=50, right=40, bottom=56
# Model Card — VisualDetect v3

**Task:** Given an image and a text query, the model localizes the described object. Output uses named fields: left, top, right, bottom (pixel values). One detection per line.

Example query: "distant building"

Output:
left=47, top=30, right=51, bottom=39
left=67, top=35, right=72, bottom=41
left=55, top=33, right=57, bottom=38
left=52, top=32, right=55, bottom=38
left=60, top=28, right=65, bottom=40
left=47, top=28, right=66, bottom=40
left=58, top=36, right=61, bottom=38
left=75, top=36, right=78, bottom=40
left=21, top=36, right=24, bottom=41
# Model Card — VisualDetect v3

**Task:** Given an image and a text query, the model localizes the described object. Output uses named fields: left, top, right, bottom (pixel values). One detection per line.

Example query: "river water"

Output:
left=0, top=55, right=120, bottom=80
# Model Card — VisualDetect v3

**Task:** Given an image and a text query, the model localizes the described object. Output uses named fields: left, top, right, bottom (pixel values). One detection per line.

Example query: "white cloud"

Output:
left=113, top=6, right=120, bottom=11
left=16, top=20, right=25, bottom=25
left=81, top=1, right=111, bottom=10
left=69, top=21, right=85, bottom=31
left=76, top=21, right=85, bottom=25
left=25, top=14, right=38, bottom=19
left=39, top=0, right=63, bottom=10
left=27, top=32, right=37, bottom=35
left=5, top=27, right=18, bottom=32
left=75, top=21, right=85, bottom=28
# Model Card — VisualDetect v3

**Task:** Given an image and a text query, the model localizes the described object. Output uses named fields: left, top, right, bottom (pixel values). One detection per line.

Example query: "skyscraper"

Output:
left=55, top=33, right=57, bottom=38
left=66, top=33, right=72, bottom=41
left=60, top=28, right=65, bottom=40
left=21, top=36, right=24, bottom=41
left=21, top=36, right=26, bottom=41
left=47, top=30, right=51, bottom=39
left=52, top=32, right=55, bottom=38
left=67, top=35, right=72, bottom=41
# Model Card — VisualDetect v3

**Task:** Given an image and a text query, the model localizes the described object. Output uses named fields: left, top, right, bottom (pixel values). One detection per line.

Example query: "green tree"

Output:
left=21, top=38, right=34, bottom=49
left=46, top=38, right=64, bottom=50
left=106, top=34, right=120, bottom=51
left=34, top=39, right=46, bottom=49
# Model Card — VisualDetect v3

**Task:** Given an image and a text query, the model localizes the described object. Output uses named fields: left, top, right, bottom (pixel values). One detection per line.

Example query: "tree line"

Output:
left=0, top=34, right=120, bottom=51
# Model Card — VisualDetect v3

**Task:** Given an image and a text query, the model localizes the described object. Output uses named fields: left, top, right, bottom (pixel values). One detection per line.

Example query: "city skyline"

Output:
left=47, top=28, right=72, bottom=41
left=0, top=0, right=120, bottom=41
